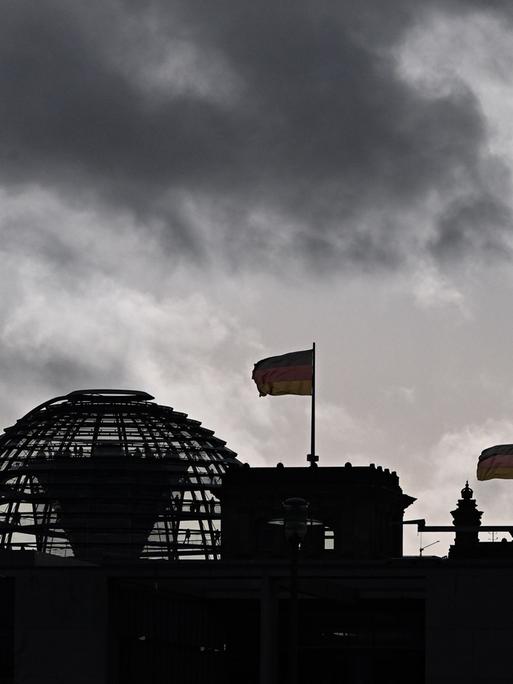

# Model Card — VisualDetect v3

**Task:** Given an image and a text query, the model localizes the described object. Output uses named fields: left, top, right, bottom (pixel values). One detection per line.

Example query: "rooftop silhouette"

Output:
left=0, top=389, right=238, bottom=561
left=0, top=389, right=512, bottom=684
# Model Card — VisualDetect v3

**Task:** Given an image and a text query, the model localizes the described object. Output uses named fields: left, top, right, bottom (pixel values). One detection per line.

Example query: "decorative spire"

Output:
left=450, top=481, right=482, bottom=558
left=461, top=480, right=473, bottom=500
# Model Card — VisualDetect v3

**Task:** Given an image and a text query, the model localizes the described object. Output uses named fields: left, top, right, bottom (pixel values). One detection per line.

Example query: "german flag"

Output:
left=252, top=349, right=313, bottom=397
left=477, top=445, right=513, bottom=480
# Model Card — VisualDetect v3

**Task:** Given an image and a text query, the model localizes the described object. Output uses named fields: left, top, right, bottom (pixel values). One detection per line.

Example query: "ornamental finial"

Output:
left=461, top=480, right=473, bottom=500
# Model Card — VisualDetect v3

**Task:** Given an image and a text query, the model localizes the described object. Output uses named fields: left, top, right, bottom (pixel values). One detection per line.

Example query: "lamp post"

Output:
left=269, top=497, right=320, bottom=684
left=282, top=497, right=309, bottom=684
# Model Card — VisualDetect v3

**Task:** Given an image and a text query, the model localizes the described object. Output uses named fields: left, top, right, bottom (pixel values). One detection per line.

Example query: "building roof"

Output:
left=0, top=389, right=239, bottom=561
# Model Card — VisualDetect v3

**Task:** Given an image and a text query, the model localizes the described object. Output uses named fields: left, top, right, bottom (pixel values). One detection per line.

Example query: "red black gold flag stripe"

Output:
left=477, top=444, right=513, bottom=481
left=252, top=349, right=313, bottom=397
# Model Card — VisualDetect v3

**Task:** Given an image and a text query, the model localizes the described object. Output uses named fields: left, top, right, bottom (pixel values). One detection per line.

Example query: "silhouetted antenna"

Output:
left=420, top=539, right=440, bottom=556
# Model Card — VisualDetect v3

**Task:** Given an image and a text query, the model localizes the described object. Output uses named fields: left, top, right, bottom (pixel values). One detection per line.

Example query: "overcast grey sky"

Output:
left=3, top=0, right=513, bottom=553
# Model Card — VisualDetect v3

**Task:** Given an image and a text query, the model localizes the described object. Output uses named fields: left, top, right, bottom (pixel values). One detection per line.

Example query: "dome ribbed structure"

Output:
left=0, top=390, right=239, bottom=561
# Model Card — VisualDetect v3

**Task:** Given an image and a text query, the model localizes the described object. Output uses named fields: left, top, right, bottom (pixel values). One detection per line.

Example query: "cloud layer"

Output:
left=4, top=2, right=513, bottom=555
left=2, top=1, right=512, bottom=272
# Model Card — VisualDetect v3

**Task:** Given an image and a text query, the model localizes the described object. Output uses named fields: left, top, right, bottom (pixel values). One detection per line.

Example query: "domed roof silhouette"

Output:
left=0, top=389, right=239, bottom=561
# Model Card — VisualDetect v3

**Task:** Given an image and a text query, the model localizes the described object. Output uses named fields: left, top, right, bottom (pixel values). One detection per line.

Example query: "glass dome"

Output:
left=0, top=389, right=240, bottom=561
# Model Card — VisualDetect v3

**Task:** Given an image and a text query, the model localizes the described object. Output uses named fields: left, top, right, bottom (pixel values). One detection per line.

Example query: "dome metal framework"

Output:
left=0, top=390, right=240, bottom=561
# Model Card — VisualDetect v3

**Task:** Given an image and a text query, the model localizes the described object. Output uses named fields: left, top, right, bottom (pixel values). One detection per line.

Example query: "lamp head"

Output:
left=282, top=497, right=309, bottom=543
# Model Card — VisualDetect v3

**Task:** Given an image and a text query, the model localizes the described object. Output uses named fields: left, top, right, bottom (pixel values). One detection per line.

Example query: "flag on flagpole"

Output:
left=477, top=444, right=513, bottom=480
left=252, top=349, right=313, bottom=397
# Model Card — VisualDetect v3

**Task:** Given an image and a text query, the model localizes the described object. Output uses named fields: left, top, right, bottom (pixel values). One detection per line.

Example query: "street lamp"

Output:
left=282, top=497, right=310, bottom=545
left=269, top=498, right=321, bottom=684
left=284, top=498, right=307, bottom=684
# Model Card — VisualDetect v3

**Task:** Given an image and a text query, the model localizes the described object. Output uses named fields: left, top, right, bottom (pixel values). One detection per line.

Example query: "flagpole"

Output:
left=308, top=342, right=318, bottom=467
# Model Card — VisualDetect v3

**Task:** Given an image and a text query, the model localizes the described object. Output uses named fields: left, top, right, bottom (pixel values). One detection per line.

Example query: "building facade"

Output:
left=0, top=391, right=511, bottom=683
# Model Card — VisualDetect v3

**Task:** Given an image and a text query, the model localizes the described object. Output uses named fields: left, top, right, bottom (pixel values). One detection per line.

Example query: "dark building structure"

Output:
left=0, top=390, right=512, bottom=683
left=0, top=389, right=237, bottom=561
left=220, top=462, right=415, bottom=560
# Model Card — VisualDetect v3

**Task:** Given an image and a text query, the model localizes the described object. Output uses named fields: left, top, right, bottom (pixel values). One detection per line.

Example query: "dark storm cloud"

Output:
left=1, top=0, right=512, bottom=270
left=430, top=195, right=513, bottom=260
left=0, top=347, right=123, bottom=397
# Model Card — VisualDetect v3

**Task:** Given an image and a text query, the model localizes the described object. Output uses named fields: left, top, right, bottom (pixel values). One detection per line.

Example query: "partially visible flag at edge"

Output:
left=477, top=444, right=513, bottom=480
left=252, top=349, right=313, bottom=397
